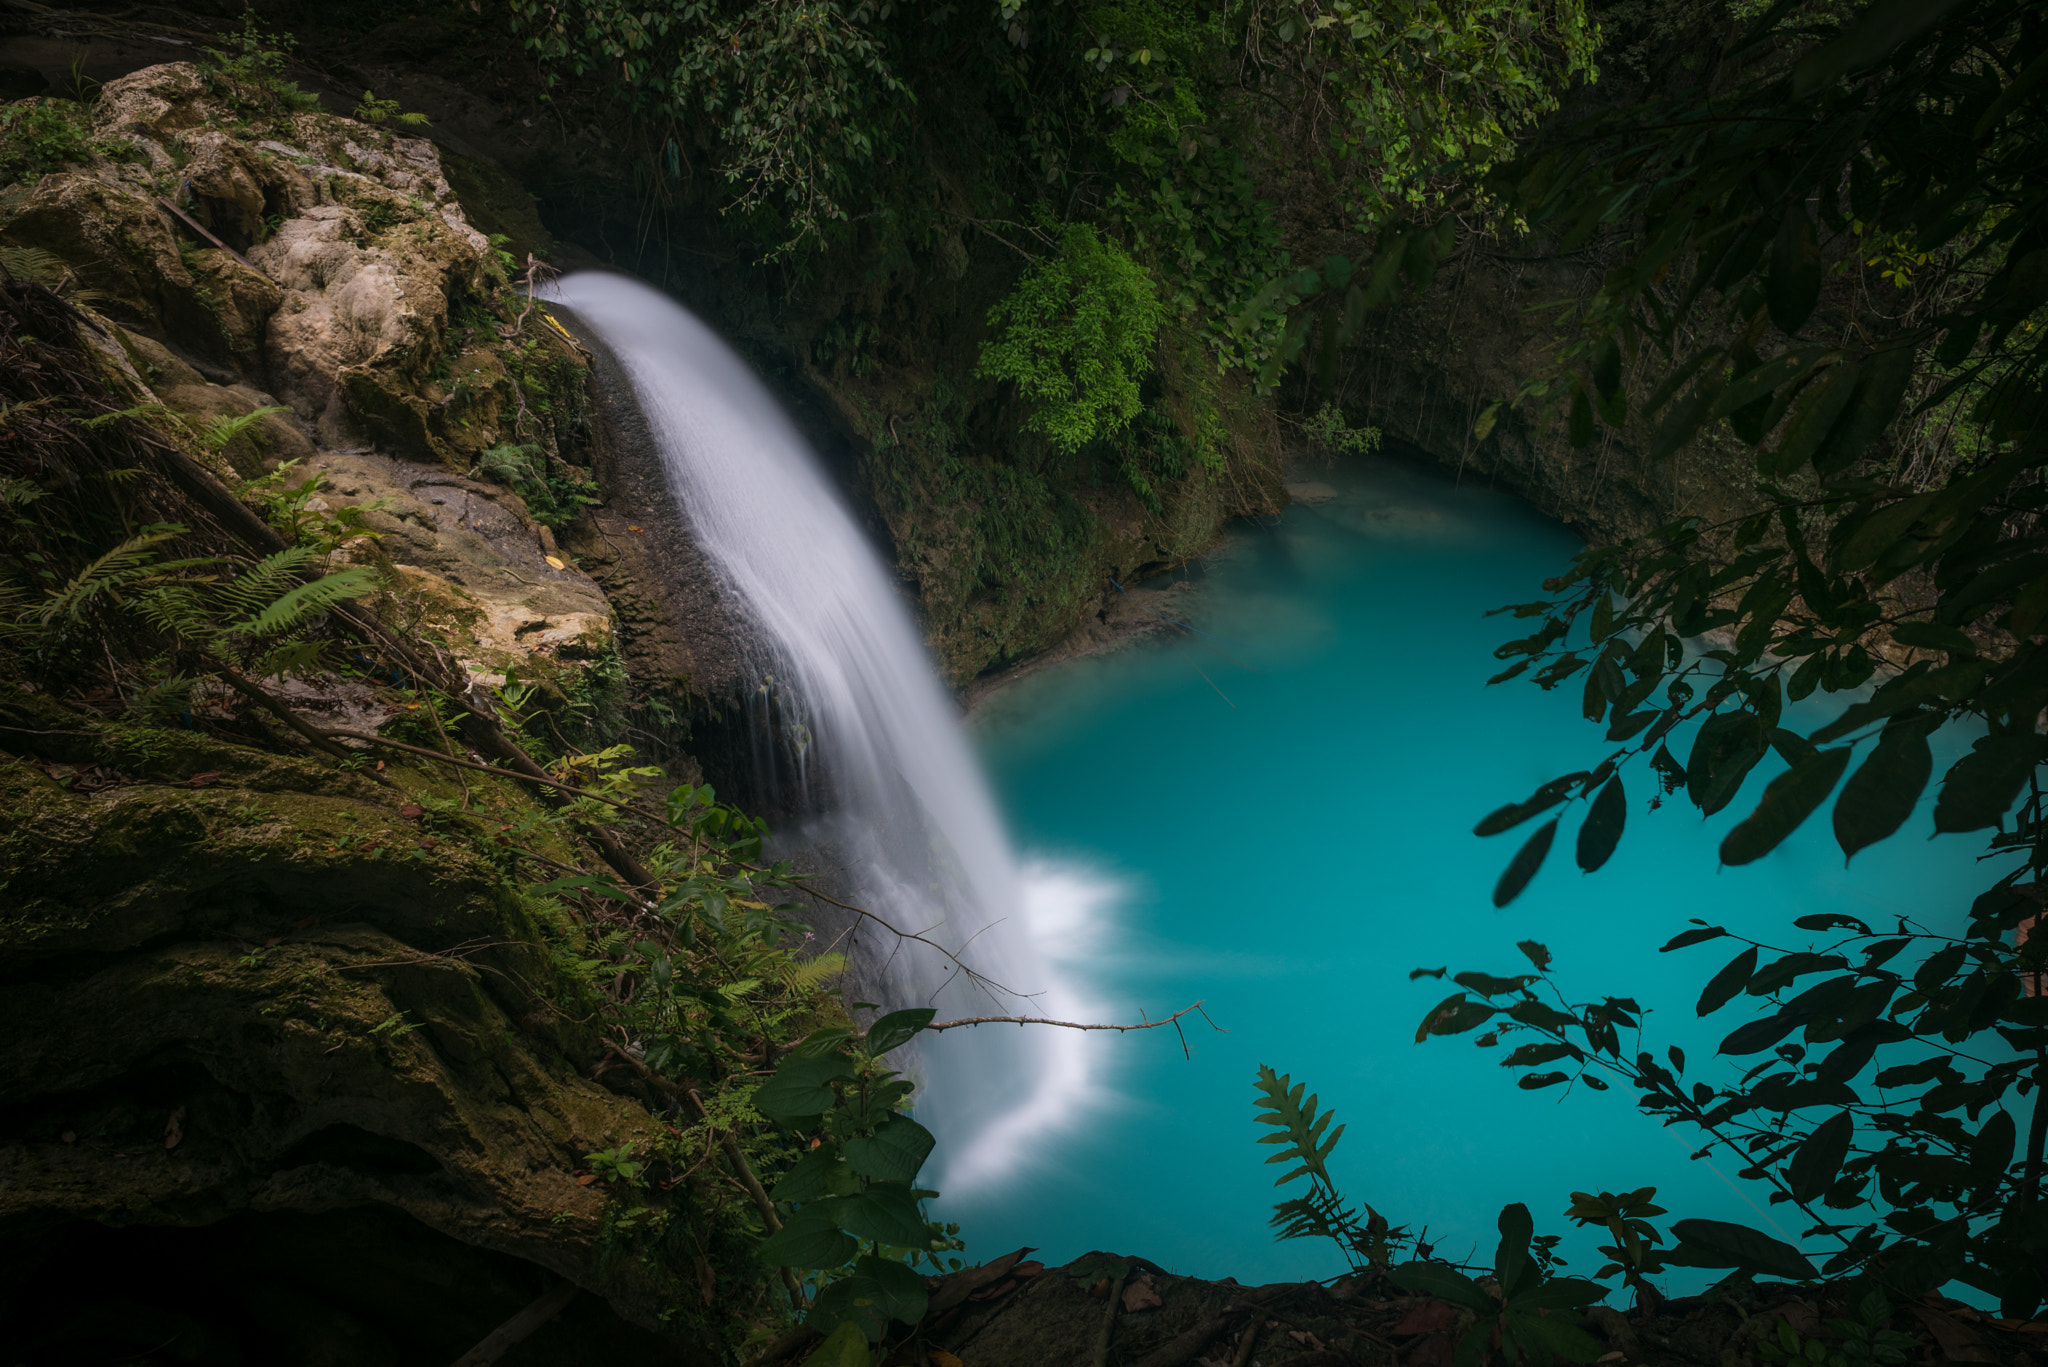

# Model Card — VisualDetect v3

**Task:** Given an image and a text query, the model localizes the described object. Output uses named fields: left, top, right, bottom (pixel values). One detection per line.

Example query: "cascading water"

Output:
left=544, top=272, right=1103, bottom=1192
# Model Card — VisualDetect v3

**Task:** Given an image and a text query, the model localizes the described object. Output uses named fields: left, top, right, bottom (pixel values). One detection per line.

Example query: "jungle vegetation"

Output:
left=510, top=0, right=2048, bottom=1338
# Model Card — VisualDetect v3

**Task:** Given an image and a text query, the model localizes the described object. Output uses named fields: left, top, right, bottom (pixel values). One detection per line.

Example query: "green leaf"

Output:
left=845, top=1114, right=935, bottom=1184
left=1390, top=1261, right=1493, bottom=1314
left=1494, top=817, right=1560, bottom=907
left=1787, top=1110, right=1854, bottom=1202
left=828, top=1184, right=933, bottom=1247
left=1833, top=721, right=1934, bottom=862
left=863, top=1008, right=935, bottom=1056
left=1699, top=946, right=1759, bottom=1017
left=753, top=1056, right=855, bottom=1123
left=1575, top=775, right=1626, bottom=872
left=798, top=1320, right=872, bottom=1367
left=1668, top=1219, right=1819, bottom=1279
left=772, top=1150, right=858, bottom=1202
left=758, top=1206, right=861, bottom=1270
left=807, top=1255, right=929, bottom=1344
left=1767, top=207, right=1822, bottom=336
left=1933, top=733, right=2044, bottom=833
left=1720, top=749, right=1852, bottom=866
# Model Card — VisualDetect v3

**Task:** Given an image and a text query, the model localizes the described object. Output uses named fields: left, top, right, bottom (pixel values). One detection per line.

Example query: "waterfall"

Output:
left=545, top=272, right=1101, bottom=1193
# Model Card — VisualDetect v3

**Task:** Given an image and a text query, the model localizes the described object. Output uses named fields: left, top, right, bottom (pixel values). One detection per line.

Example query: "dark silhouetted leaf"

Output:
left=1720, top=748, right=1851, bottom=865
left=1833, top=721, right=1933, bottom=862
left=1768, top=206, right=1822, bottom=335
left=1719, top=1009, right=1802, bottom=1055
left=1699, top=946, right=1759, bottom=1016
left=1661, top=925, right=1727, bottom=952
left=1417, top=992, right=1499, bottom=1042
left=1933, top=733, right=2044, bottom=833
left=1787, top=1110, right=1854, bottom=1202
left=1688, top=711, right=1767, bottom=816
left=1475, top=774, right=1589, bottom=836
left=1767, top=361, right=1859, bottom=478
left=1669, top=1219, right=1819, bottom=1279
left=1494, top=817, right=1560, bottom=907
left=1792, top=0, right=1969, bottom=95
left=1576, top=775, right=1626, bottom=872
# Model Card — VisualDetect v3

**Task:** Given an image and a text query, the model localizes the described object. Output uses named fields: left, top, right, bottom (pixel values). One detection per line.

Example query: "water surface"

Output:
left=931, top=454, right=1991, bottom=1284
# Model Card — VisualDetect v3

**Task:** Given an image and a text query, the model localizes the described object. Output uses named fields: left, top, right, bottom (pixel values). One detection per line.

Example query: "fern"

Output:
left=0, top=474, right=47, bottom=508
left=196, top=405, right=288, bottom=453
left=213, top=546, right=317, bottom=619
left=79, top=403, right=171, bottom=431
left=1253, top=1064, right=1409, bottom=1271
left=1253, top=1064, right=1343, bottom=1188
left=230, top=567, right=377, bottom=639
left=126, top=672, right=197, bottom=725
left=38, top=531, right=181, bottom=624
left=0, top=243, right=66, bottom=288
left=773, top=952, right=848, bottom=995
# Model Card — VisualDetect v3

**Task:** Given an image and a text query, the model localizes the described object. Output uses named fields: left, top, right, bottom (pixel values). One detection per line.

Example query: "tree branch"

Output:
left=925, top=1000, right=1214, bottom=1035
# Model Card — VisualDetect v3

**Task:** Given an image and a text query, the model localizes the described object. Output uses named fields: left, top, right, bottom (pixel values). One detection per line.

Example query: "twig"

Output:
left=787, top=881, right=1031, bottom=1000
left=597, top=1043, right=805, bottom=1309
left=314, top=728, right=643, bottom=812
left=922, top=1001, right=1212, bottom=1036
left=154, top=195, right=259, bottom=272
left=1093, top=1267, right=1130, bottom=1367
left=449, top=1279, right=578, bottom=1366
left=1230, top=1318, right=1262, bottom=1367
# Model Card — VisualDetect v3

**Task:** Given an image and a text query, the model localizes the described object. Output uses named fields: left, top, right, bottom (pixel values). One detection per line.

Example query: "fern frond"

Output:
left=1270, top=1184, right=1363, bottom=1245
left=126, top=673, right=197, bottom=724
left=197, top=405, right=288, bottom=453
left=0, top=243, right=67, bottom=288
left=1253, top=1064, right=1344, bottom=1188
left=230, top=567, right=377, bottom=639
left=131, top=584, right=214, bottom=638
left=773, top=953, right=847, bottom=994
left=0, top=474, right=47, bottom=508
left=39, top=532, right=178, bottom=624
left=80, top=403, right=171, bottom=430
left=247, top=639, right=328, bottom=676
left=215, top=546, right=317, bottom=618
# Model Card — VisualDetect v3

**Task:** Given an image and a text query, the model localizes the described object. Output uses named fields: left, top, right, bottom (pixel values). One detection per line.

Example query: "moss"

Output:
left=441, top=146, right=554, bottom=268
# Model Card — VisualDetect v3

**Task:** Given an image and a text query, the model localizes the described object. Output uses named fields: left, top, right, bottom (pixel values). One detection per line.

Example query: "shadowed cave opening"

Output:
left=0, top=1205, right=674, bottom=1366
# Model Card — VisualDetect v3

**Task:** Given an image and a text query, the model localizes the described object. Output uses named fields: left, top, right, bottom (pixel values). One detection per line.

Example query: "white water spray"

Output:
left=546, top=272, right=1106, bottom=1192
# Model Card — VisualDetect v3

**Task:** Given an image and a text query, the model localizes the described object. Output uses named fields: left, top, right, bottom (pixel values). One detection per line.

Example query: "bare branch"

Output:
left=922, top=1000, right=1213, bottom=1035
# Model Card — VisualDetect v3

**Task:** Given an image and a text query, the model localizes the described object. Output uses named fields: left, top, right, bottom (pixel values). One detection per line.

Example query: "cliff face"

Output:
left=0, top=61, right=772, bottom=1358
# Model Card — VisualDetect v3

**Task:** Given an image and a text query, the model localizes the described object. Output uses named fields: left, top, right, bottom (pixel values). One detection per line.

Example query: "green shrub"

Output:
left=0, top=99, right=92, bottom=184
left=977, top=224, right=1166, bottom=453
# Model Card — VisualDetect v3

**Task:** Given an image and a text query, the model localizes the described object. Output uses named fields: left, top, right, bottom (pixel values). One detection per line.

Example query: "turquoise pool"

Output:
left=925, top=453, right=1993, bottom=1287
